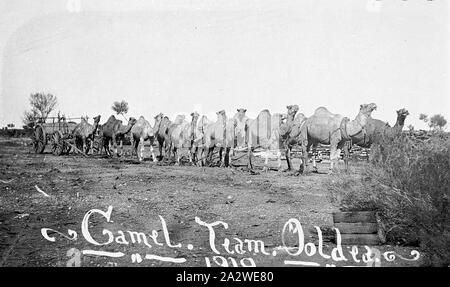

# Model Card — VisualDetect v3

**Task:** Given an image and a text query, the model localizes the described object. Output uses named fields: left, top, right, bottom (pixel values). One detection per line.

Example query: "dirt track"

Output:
left=0, top=137, right=423, bottom=267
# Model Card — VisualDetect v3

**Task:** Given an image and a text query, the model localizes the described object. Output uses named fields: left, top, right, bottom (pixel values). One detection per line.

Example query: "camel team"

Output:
left=72, top=103, right=409, bottom=174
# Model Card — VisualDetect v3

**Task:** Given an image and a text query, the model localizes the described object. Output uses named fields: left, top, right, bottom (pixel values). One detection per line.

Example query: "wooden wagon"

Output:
left=32, top=115, right=84, bottom=156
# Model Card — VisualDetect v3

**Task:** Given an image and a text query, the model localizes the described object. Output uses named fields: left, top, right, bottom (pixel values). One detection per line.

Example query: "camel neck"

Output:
left=287, top=113, right=296, bottom=124
left=346, top=112, right=368, bottom=137
left=392, top=116, right=406, bottom=134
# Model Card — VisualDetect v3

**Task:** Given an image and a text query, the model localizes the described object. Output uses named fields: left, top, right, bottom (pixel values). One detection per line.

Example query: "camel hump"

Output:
left=314, top=107, right=332, bottom=116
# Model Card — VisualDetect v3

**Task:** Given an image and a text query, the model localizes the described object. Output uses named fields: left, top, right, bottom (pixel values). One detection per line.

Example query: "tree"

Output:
left=112, top=100, right=129, bottom=121
left=419, top=113, right=428, bottom=123
left=22, top=93, right=57, bottom=125
left=429, top=114, right=447, bottom=131
left=407, top=124, right=414, bottom=132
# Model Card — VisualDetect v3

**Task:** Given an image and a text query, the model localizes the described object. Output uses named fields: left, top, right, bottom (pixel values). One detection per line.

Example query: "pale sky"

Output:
left=0, top=0, right=449, bottom=130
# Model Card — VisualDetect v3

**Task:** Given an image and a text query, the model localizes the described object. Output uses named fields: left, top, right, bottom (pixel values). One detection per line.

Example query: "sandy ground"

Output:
left=0, top=137, right=423, bottom=267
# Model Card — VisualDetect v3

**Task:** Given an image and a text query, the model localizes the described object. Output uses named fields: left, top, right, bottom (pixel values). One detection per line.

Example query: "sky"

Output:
left=0, top=0, right=448, bottom=130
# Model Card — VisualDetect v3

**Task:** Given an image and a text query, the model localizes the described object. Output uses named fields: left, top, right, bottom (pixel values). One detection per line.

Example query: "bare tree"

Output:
left=22, top=93, right=57, bottom=125
left=112, top=100, right=129, bottom=122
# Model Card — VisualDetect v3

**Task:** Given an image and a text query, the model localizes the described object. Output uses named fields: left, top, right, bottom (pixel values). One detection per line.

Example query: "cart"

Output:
left=32, top=115, right=85, bottom=156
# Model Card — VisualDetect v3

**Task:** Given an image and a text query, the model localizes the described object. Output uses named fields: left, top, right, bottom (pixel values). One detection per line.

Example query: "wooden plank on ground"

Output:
left=334, top=222, right=378, bottom=234
left=338, top=234, right=381, bottom=245
left=332, top=211, right=376, bottom=223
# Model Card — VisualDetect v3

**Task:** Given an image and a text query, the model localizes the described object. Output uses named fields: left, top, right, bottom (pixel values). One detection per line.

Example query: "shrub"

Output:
left=327, top=132, right=450, bottom=266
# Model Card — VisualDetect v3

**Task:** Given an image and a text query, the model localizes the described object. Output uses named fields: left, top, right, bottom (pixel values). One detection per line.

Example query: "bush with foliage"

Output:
left=327, top=132, right=449, bottom=266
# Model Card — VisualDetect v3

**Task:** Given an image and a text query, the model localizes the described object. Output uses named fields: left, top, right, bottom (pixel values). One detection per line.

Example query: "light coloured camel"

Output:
left=279, top=106, right=312, bottom=171
left=203, top=110, right=234, bottom=167
left=193, top=115, right=212, bottom=166
left=152, top=113, right=172, bottom=161
left=299, top=103, right=377, bottom=173
left=166, top=115, right=189, bottom=163
left=72, top=115, right=101, bottom=155
left=130, top=116, right=156, bottom=162
left=171, top=111, right=202, bottom=165
left=100, top=115, right=137, bottom=157
left=246, top=110, right=285, bottom=171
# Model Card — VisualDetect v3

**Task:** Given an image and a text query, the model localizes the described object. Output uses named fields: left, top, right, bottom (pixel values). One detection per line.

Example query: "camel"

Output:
left=299, top=103, right=377, bottom=173
left=279, top=105, right=312, bottom=171
left=171, top=111, right=202, bottom=165
left=192, top=115, right=213, bottom=166
left=100, top=115, right=137, bottom=157
left=248, top=110, right=285, bottom=171
left=203, top=110, right=234, bottom=167
left=72, top=115, right=101, bottom=155
left=130, top=116, right=156, bottom=162
left=233, top=108, right=249, bottom=150
left=352, top=108, right=410, bottom=147
left=166, top=114, right=192, bottom=165
left=152, top=113, right=172, bottom=161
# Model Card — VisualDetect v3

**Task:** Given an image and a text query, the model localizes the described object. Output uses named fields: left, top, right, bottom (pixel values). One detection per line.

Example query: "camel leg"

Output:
left=82, top=138, right=87, bottom=155
left=198, top=147, right=205, bottom=167
left=263, top=151, right=269, bottom=172
left=207, top=147, right=214, bottom=167
left=112, top=136, right=119, bottom=157
left=130, top=137, right=135, bottom=156
left=312, top=145, right=318, bottom=173
left=247, top=145, right=253, bottom=170
left=300, top=140, right=309, bottom=174
left=276, top=149, right=282, bottom=171
left=150, top=143, right=157, bottom=163
left=158, top=138, right=164, bottom=161
left=219, top=147, right=225, bottom=167
left=228, top=147, right=234, bottom=168
left=285, top=147, right=292, bottom=171
left=224, top=147, right=231, bottom=168
left=342, top=141, right=350, bottom=172
left=175, top=149, right=181, bottom=166
left=329, top=141, right=341, bottom=172
left=104, top=138, right=112, bottom=157
left=191, top=146, right=197, bottom=165
left=139, top=137, right=146, bottom=162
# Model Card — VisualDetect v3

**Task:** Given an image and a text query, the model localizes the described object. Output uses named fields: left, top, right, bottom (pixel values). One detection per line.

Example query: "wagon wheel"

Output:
left=50, top=131, right=65, bottom=156
left=33, top=125, right=46, bottom=154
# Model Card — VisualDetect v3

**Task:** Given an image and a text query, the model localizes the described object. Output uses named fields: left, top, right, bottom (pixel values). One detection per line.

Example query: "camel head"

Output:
left=127, top=117, right=137, bottom=127
left=93, top=115, right=101, bottom=124
left=153, top=113, right=164, bottom=127
left=190, top=111, right=200, bottom=121
left=396, top=108, right=409, bottom=118
left=395, top=108, right=409, bottom=126
left=235, top=108, right=248, bottom=122
left=286, top=105, right=299, bottom=116
left=353, top=103, right=377, bottom=129
left=216, top=110, right=227, bottom=121
left=154, top=113, right=164, bottom=121
left=359, top=103, right=377, bottom=116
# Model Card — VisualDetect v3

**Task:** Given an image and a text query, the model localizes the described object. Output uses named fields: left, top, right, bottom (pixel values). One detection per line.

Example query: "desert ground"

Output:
left=0, top=137, right=423, bottom=267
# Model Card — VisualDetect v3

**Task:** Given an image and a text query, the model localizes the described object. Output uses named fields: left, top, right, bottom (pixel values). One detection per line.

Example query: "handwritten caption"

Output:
left=41, top=206, right=420, bottom=267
